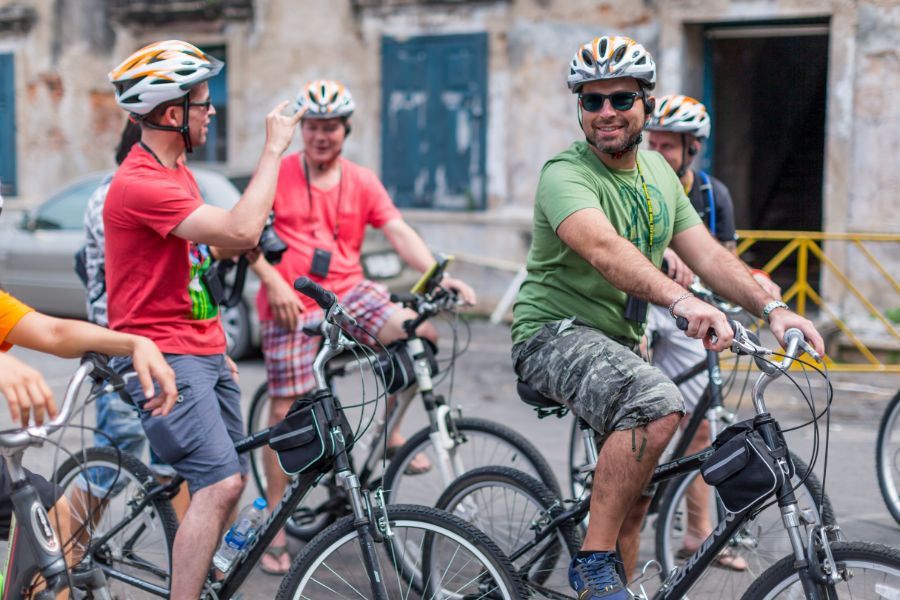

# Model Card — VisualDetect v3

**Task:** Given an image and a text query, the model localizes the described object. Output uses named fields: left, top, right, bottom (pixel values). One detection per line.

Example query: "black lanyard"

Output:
left=302, top=155, right=342, bottom=241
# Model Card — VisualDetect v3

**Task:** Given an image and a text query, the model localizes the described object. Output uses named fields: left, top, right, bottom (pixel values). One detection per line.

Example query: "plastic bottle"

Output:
left=212, top=497, right=268, bottom=573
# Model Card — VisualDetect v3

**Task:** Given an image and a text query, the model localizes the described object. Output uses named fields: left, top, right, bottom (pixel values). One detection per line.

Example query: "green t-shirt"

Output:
left=512, top=142, right=702, bottom=345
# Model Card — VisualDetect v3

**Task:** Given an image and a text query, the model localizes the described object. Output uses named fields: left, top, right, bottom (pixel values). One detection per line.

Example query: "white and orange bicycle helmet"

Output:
left=109, top=40, right=223, bottom=116
left=294, top=80, right=355, bottom=119
left=109, top=40, right=223, bottom=152
left=647, top=94, right=711, bottom=140
left=567, top=35, right=656, bottom=93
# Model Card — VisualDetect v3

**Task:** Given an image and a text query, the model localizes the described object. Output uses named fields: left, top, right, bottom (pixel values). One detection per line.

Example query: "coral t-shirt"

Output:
left=104, top=145, right=225, bottom=355
left=256, top=153, right=402, bottom=318
left=0, top=292, right=33, bottom=352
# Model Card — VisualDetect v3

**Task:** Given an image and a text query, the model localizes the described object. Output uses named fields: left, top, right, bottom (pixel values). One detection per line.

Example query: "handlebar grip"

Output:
left=390, top=293, right=418, bottom=305
left=293, top=277, right=336, bottom=310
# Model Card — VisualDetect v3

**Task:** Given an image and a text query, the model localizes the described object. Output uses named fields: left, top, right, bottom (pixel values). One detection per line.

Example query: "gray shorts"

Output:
left=512, top=318, right=684, bottom=449
left=113, top=354, right=248, bottom=494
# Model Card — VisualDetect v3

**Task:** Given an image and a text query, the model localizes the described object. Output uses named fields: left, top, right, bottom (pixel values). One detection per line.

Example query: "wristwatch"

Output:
left=762, top=300, right=789, bottom=322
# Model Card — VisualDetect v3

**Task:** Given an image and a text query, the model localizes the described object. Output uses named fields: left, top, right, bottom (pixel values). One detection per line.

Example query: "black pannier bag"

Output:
left=700, top=419, right=791, bottom=514
left=268, top=392, right=353, bottom=475
left=374, top=339, right=438, bottom=395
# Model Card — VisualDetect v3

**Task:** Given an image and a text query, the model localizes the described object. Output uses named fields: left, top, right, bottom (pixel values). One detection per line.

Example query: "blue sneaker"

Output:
left=568, top=551, right=628, bottom=599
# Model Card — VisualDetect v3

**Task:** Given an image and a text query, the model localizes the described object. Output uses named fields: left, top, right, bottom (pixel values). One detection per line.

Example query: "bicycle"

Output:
left=55, top=277, right=528, bottom=599
left=0, top=357, right=125, bottom=599
left=875, top=388, right=900, bottom=526
left=246, top=256, right=558, bottom=541
left=437, top=319, right=861, bottom=599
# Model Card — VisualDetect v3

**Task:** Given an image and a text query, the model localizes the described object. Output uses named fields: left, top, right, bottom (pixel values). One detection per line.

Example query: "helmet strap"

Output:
left=136, top=94, right=193, bottom=154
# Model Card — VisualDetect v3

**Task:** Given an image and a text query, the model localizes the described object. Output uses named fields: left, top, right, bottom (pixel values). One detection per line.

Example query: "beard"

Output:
left=585, top=118, right=645, bottom=155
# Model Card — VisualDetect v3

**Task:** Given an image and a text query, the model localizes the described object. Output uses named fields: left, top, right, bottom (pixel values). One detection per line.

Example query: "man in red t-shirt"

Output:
left=251, top=79, right=476, bottom=574
left=105, top=40, right=301, bottom=598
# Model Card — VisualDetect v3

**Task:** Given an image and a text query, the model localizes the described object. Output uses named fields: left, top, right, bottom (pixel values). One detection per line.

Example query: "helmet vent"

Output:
left=581, top=49, right=594, bottom=66
left=598, top=38, right=608, bottom=56
left=635, top=56, right=647, bottom=65
left=613, top=45, right=627, bottom=63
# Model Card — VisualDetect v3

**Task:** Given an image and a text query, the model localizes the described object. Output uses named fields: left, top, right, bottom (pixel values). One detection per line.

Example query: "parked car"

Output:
left=0, top=169, right=415, bottom=359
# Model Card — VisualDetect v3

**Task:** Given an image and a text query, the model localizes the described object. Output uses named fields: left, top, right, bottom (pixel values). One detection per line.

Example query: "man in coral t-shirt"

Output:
left=105, top=40, right=300, bottom=598
left=250, top=79, right=476, bottom=574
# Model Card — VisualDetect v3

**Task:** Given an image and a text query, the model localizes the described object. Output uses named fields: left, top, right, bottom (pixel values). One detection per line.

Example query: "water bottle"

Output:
left=212, top=497, right=267, bottom=573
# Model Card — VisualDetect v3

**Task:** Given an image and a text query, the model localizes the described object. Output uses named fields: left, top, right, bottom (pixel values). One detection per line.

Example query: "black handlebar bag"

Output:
left=700, top=419, right=790, bottom=514
left=374, top=340, right=439, bottom=395
left=268, top=394, right=353, bottom=476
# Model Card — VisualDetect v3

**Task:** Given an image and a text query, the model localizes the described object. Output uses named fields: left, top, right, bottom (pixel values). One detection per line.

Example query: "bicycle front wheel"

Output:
left=655, top=452, right=835, bottom=599
left=741, top=541, right=900, bottom=599
left=55, top=446, right=178, bottom=599
left=436, top=466, right=581, bottom=597
left=876, top=390, right=900, bottom=526
left=382, top=416, right=559, bottom=508
left=275, top=504, right=528, bottom=599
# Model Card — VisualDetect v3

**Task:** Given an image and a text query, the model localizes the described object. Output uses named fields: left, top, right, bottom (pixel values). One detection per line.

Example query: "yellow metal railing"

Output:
left=736, top=230, right=900, bottom=373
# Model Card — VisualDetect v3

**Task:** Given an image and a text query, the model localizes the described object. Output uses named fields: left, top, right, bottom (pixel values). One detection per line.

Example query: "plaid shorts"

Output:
left=261, top=279, right=398, bottom=398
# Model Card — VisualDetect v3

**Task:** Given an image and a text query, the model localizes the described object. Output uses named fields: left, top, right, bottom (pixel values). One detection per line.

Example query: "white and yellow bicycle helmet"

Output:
left=109, top=40, right=223, bottom=116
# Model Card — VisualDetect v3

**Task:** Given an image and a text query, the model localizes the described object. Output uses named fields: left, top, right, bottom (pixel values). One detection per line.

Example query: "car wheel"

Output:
left=223, top=300, right=252, bottom=360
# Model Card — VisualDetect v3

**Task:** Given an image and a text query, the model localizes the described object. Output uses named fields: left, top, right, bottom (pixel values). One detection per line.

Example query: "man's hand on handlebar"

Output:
left=767, top=309, right=825, bottom=358
left=673, top=295, right=733, bottom=352
left=0, top=353, right=57, bottom=427
left=129, top=337, right=178, bottom=417
left=440, top=275, right=477, bottom=306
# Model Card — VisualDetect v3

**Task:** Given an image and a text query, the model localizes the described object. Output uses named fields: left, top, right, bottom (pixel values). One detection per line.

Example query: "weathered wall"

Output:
left=1, top=0, right=897, bottom=316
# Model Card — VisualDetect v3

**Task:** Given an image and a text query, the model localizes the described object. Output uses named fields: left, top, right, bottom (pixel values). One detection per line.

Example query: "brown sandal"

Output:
left=259, top=545, right=290, bottom=576
left=676, top=546, right=749, bottom=572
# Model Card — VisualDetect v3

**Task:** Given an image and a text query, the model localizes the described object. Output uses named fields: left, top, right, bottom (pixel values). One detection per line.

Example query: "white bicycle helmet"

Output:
left=647, top=95, right=711, bottom=140
left=109, top=40, right=223, bottom=116
left=294, top=80, right=355, bottom=119
left=567, top=35, right=656, bottom=92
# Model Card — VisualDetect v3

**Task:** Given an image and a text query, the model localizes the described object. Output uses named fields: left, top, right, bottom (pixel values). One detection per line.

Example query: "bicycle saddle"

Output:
left=516, top=380, right=568, bottom=418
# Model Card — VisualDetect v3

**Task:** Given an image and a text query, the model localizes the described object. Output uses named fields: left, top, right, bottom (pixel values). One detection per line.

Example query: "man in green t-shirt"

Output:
left=511, top=35, right=825, bottom=600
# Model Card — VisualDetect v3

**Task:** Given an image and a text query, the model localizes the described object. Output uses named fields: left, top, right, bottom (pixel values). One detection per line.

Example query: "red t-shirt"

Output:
left=104, top=145, right=226, bottom=355
left=256, top=153, right=402, bottom=318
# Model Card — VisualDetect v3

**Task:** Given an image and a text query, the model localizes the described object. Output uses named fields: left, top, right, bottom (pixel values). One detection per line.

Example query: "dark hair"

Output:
left=115, top=118, right=143, bottom=165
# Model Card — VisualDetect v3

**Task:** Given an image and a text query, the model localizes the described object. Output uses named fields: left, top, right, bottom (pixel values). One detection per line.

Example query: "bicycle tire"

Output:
left=54, top=446, right=178, bottom=599
left=740, top=541, right=900, bottom=599
left=382, top=416, right=560, bottom=509
left=655, top=451, right=835, bottom=599
left=275, top=504, right=528, bottom=599
left=247, top=381, right=270, bottom=498
left=876, top=390, right=900, bottom=526
left=435, top=466, right=581, bottom=596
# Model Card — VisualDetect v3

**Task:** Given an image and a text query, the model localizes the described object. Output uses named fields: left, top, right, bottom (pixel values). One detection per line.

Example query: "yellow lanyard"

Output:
left=635, top=158, right=653, bottom=253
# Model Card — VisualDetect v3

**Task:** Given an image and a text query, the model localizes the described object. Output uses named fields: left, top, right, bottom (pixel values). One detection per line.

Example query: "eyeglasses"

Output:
left=188, top=97, right=213, bottom=111
left=579, top=92, right=641, bottom=113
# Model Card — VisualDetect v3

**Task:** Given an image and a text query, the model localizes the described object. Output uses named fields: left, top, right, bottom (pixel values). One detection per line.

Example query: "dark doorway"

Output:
left=705, top=22, right=829, bottom=291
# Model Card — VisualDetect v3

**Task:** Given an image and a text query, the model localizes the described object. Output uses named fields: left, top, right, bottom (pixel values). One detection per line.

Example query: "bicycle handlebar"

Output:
left=0, top=359, right=96, bottom=449
left=294, top=277, right=337, bottom=310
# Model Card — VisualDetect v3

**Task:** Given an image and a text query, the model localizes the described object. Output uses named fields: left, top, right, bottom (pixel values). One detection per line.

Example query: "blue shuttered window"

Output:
left=381, top=33, right=487, bottom=210
left=0, top=54, right=16, bottom=196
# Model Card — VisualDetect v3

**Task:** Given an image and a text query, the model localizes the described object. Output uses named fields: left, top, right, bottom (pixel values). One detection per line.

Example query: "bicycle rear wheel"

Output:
left=55, top=446, right=178, bottom=599
left=382, top=416, right=559, bottom=508
left=741, top=541, right=900, bottom=599
left=876, top=390, right=900, bottom=526
left=436, top=466, right=581, bottom=597
left=655, top=452, right=835, bottom=599
left=275, top=504, right=528, bottom=599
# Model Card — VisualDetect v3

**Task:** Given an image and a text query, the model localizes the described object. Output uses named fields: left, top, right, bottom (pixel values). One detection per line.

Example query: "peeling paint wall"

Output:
left=1, top=0, right=896, bottom=315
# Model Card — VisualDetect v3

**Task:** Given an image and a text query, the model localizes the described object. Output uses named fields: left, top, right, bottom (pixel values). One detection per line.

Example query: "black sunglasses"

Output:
left=188, top=96, right=213, bottom=111
left=579, top=91, right=641, bottom=113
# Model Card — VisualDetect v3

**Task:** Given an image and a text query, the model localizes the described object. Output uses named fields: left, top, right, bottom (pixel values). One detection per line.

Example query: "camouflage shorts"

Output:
left=512, top=317, right=684, bottom=448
